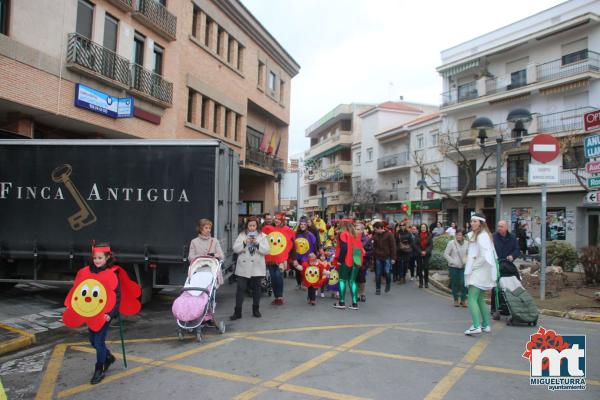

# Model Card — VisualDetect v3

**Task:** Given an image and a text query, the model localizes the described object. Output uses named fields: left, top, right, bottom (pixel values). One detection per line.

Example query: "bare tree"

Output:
left=413, top=131, right=496, bottom=227
left=352, top=179, right=377, bottom=217
left=560, top=134, right=590, bottom=191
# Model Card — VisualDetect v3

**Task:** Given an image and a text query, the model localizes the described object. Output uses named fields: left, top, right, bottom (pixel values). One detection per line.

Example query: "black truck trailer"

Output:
left=0, top=139, right=239, bottom=302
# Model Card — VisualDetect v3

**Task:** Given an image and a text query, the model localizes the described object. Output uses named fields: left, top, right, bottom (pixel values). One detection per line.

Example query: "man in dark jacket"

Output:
left=491, top=220, right=521, bottom=312
left=373, top=221, right=396, bottom=295
left=493, top=220, right=520, bottom=262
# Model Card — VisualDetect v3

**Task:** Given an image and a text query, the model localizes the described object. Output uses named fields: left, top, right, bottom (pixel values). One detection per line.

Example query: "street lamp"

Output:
left=471, top=109, right=531, bottom=226
left=274, top=167, right=286, bottom=213
left=417, top=177, right=426, bottom=225
left=319, top=186, right=326, bottom=220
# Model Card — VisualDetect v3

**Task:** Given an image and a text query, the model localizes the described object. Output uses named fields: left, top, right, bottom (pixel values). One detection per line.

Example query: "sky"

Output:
left=241, top=0, right=566, bottom=157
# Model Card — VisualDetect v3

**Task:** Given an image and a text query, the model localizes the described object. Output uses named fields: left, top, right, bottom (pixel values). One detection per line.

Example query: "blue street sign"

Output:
left=584, top=134, right=600, bottom=158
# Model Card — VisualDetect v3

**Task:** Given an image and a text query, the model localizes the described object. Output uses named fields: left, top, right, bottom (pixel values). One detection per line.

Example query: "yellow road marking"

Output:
left=0, top=376, right=7, bottom=400
left=348, top=349, right=453, bottom=367
left=461, top=335, right=492, bottom=364
left=34, top=343, right=66, bottom=400
left=336, top=326, right=387, bottom=351
left=162, top=337, right=236, bottom=361
left=105, top=336, right=195, bottom=344
left=392, top=326, right=464, bottom=337
left=57, top=365, right=152, bottom=398
left=165, top=363, right=261, bottom=384
left=279, top=383, right=372, bottom=400
left=70, top=345, right=155, bottom=364
left=473, top=365, right=529, bottom=376
left=69, top=336, right=195, bottom=346
left=248, top=323, right=397, bottom=335
left=424, top=367, right=468, bottom=400
left=272, top=351, right=339, bottom=382
left=232, top=386, right=270, bottom=400
left=424, top=323, right=504, bottom=400
left=243, top=335, right=333, bottom=350
left=0, top=323, right=35, bottom=339
left=474, top=365, right=600, bottom=385
left=261, top=380, right=280, bottom=388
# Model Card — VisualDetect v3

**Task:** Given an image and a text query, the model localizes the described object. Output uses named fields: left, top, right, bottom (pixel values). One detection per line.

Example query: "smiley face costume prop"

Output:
left=63, top=264, right=141, bottom=331
left=262, top=225, right=295, bottom=264
left=294, top=230, right=317, bottom=263
left=63, top=245, right=141, bottom=385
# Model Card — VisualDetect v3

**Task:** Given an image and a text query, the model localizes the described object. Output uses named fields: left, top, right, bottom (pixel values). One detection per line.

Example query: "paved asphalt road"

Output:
left=1, top=275, right=598, bottom=400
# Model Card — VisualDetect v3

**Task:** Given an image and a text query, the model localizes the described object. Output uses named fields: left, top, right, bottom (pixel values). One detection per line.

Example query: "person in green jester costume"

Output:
left=332, top=219, right=365, bottom=310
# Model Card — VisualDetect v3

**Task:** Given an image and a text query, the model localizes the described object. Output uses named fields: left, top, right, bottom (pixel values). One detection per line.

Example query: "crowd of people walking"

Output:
left=191, top=212, right=517, bottom=336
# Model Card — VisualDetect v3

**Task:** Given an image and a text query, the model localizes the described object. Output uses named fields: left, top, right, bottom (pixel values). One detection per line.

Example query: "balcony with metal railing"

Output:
left=132, top=0, right=177, bottom=41
left=106, top=0, right=134, bottom=12
left=376, top=188, right=410, bottom=202
left=66, top=33, right=130, bottom=89
left=245, top=147, right=284, bottom=173
left=441, top=51, right=600, bottom=109
left=478, top=168, right=589, bottom=192
left=377, top=152, right=410, bottom=170
left=130, top=63, right=173, bottom=106
left=485, top=73, right=528, bottom=95
left=441, top=81, right=478, bottom=107
left=304, top=130, right=353, bottom=161
left=439, top=176, right=459, bottom=192
left=536, top=51, right=600, bottom=82
left=536, top=107, right=596, bottom=134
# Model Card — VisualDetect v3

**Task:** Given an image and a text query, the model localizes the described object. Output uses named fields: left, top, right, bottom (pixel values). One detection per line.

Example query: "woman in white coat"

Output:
left=464, top=213, right=498, bottom=336
left=230, top=216, right=270, bottom=320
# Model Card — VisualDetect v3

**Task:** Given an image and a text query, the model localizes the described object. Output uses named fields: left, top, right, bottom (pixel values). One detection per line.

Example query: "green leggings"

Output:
left=467, top=286, right=490, bottom=328
left=339, top=264, right=359, bottom=305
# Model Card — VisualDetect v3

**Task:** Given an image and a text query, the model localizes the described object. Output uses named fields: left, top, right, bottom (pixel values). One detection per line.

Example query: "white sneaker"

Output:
left=410, top=277, right=415, bottom=281
left=320, top=292, right=325, bottom=298
left=482, top=325, right=491, bottom=333
left=464, top=326, right=482, bottom=336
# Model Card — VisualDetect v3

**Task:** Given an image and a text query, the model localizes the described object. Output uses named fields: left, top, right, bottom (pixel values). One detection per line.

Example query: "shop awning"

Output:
left=439, top=59, right=480, bottom=78
left=305, top=144, right=348, bottom=163
left=412, top=199, right=442, bottom=212
left=540, top=79, right=589, bottom=96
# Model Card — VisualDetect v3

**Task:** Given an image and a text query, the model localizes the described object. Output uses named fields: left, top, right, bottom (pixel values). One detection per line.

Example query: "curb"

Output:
left=0, top=323, right=36, bottom=356
left=539, top=309, right=567, bottom=318
left=430, top=277, right=600, bottom=322
left=428, top=277, right=452, bottom=295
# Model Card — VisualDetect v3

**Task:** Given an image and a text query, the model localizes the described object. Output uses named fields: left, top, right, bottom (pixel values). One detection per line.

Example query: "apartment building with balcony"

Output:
left=302, top=103, right=374, bottom=219
left=0, top=0, right=299, bottom=216
left=354, top=101, right=438, bottom=221
left=437, top=0, right=600, bottom=248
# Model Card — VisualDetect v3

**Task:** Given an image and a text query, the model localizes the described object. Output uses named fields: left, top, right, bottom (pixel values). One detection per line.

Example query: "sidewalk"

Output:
left=429, top=271, right=600, bottom=322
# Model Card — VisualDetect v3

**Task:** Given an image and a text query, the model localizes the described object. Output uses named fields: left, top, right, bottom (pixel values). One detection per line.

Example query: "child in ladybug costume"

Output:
left=296, top=253, right=328, bottom=305
left=62, top=243, right=141, bottom=384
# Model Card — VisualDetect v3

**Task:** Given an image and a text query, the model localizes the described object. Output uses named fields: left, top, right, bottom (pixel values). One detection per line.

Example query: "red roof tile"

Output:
left=359, top=101, right=423, bottom=116
left=405, top=112, right=441, bottom=127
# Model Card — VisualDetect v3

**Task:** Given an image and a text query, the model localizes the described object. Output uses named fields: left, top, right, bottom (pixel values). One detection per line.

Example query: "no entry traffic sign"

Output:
left=529, top=134, right=560, bottom=163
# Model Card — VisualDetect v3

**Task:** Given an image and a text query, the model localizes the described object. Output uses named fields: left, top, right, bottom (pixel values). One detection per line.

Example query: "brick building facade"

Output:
left=0, top=0, right=299, bottom=215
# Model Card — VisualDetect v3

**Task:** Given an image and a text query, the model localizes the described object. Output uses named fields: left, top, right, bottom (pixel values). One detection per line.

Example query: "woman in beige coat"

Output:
left=443, top=229, right=468, bottom=307
left=230, top=216, right=270, bottom=320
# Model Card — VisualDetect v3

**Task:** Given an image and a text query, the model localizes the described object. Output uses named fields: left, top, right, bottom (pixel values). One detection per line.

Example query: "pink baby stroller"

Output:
left=172, top=257, right=226, bottom=342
